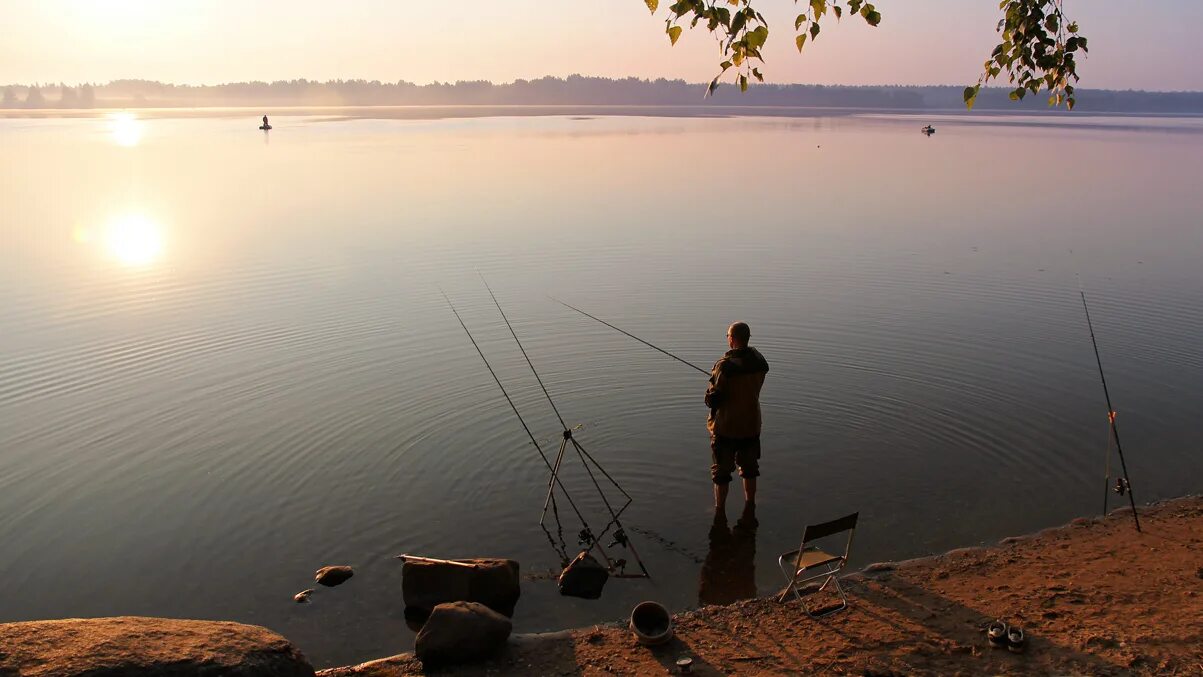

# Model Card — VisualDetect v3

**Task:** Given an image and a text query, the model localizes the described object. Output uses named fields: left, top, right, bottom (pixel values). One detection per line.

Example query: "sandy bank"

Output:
left=321, top=496, right=1203, bottom=676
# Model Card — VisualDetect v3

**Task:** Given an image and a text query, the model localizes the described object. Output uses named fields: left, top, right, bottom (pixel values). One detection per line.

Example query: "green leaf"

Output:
left=645, top=0, right=658, bottom=13
left=667, top=25, right=683, bottom=45
left=796, top=33, right=807, bottom=52
left=752, top=67, right=764, bottom=82
left=848, top=0, right=863, bottom=14
left=795, top=13, right=807, bottom=30
left=740, top=74, right=748, bottom=92
left=833, top=5, right=842, bottom=20
left=864, top=9, right=881, bottom=26
left=720, top=60, right=733, bottom=72
left=809, top=22, right=820, bottom=40
left=730, top=10, right=746, bottom=34
left=1067, top=96, right=1076, bottom=110
left=810, top=0, right=826, bottom=20
left=747, top=25, right=769, bottom=50
left=963, top=84, right=980, bottom=111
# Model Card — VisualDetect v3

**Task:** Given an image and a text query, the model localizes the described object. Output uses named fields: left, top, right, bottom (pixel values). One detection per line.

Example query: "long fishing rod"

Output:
left=485, top=279, right=649, bottom=578
left=1078, top=283, right=1141, bottom=533
left=439, top=288, right=590, bottom=562
left=550, top=297, right=711, bottom=376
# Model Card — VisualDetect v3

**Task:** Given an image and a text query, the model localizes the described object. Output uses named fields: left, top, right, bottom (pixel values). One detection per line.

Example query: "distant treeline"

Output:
left=4, top=76, right=1203, bottom=113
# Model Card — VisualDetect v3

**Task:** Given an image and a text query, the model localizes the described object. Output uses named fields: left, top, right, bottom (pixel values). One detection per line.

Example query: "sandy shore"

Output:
left=320, top=496, right=1203, bottom=676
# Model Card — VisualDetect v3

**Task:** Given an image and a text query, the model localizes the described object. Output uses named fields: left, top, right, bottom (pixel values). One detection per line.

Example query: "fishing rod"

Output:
left=1078, top=282, right=1140, bottom=533
left=549, top=297, right=711, bottom=376
left=438, top=287, right=590, bottom=563
left=485, top=279, right=649, bottom=579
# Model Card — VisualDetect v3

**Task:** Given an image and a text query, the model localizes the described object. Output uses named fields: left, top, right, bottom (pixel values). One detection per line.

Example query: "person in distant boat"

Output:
left=704, top=322, right=769, bottom=511
left=261, top=114, right=270, bottom=128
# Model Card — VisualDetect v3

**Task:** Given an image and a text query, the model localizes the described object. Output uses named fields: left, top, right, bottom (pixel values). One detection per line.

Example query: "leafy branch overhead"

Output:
left=964, top=0, right=1086, bottom=110
left=643, top=0, right=1085, bottom=109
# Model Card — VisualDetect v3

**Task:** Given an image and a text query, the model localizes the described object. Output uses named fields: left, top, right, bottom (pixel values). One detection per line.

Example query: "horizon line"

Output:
left=4, top=77, right=1202, bottom=96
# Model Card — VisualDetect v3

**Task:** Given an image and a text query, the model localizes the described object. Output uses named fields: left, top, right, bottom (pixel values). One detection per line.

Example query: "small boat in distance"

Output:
left=259, top=114, right=272, bottom=131
left=921, top=125, right=935, bottom=136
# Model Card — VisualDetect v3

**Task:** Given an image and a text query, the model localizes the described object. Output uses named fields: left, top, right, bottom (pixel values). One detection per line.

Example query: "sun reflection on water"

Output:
left=108, top=112, right=142, bottom=147
left=100, top=214, right=165, bottom=267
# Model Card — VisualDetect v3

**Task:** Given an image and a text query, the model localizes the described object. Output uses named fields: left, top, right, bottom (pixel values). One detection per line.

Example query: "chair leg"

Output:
left=804, top=575, right=849, bottom=618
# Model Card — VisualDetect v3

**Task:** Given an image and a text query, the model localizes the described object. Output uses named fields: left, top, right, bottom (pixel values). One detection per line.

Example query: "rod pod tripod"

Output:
left=442, top=283, right=651, bottom=591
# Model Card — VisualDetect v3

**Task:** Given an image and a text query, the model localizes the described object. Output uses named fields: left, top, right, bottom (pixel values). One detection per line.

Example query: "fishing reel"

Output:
left=608, top=529, right=629, bottom=548
left=1114, top=477, right=1130, bottom=496
left=577, top=528, right=595, bottom=546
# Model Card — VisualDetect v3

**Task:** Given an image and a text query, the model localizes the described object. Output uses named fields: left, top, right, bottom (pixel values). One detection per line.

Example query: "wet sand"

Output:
left=321, top=495, right=1203, bottom=676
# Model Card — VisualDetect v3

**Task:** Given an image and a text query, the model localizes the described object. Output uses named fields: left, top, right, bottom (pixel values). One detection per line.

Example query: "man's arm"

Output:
left=704, top=360, right=725, bottom=410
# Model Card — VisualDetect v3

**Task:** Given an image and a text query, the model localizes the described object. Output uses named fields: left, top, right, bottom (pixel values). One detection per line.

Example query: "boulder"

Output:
left=0, top=616, right=314, bottom=677
left=314, top=565, right=354, bottom=587
left=401, top=558, right=520, bottom=617
left=414, top=601, right=512, bottom=666
left=558, top=551, right=608, bottom=599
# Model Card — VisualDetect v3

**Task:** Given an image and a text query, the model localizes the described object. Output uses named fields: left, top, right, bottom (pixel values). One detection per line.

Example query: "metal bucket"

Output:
left=629, top=600, right=673, bottom=646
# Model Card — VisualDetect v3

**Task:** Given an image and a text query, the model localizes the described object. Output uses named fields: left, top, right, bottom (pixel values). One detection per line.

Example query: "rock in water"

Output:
left=314, top=565, right=354, bottom=587
left=558, top=551, right=608, bottom=599
left=293, top=589, right=314, bottom=603
left=0, top=616, right=314, bottom=676
left=414, top=601, right=512, bottom=666
left=402, top=558, right=520, bottom=617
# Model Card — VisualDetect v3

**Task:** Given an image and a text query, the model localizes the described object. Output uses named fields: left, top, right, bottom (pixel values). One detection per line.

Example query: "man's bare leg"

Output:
left=714, top=482, right=729, bottom=511
left=742, top=478, right=757, bottom=504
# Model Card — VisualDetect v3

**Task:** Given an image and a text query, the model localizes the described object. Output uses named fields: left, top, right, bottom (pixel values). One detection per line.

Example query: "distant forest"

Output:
left=4, top=76, right=1203, bottom=113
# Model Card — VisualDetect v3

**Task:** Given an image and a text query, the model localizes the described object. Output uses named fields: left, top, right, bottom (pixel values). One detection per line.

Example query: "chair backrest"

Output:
left=802, top=512, right=859, bottom=544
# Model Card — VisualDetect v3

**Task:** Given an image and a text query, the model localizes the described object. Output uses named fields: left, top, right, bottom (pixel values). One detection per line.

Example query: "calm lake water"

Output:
left=1, top=110, right=1201, bottom=667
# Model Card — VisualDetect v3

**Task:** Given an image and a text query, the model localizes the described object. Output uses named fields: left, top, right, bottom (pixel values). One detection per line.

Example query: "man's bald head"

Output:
left=727, top=322, right=750, bottom=348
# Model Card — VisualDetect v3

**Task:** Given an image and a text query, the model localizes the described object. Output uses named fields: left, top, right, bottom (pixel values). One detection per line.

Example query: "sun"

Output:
left=105, top=214, right=164, bottom=266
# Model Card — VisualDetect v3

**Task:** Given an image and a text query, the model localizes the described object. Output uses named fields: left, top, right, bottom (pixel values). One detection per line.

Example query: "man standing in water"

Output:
left=705, top=322, right=769, bottom=511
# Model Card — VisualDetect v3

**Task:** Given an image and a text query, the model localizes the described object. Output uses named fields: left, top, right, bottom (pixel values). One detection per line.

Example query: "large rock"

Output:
left=0, top=616, right=314, bottom=677
left=413, top=601, right=512, bottom=666
left=401, top=558, right=520, bottom=617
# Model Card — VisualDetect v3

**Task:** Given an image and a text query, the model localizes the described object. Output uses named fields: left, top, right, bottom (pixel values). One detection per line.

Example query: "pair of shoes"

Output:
left=986, top=619, right=1026, bottom=653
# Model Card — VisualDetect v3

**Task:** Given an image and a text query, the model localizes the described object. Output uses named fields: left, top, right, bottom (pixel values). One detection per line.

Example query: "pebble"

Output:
left=315, top=565, right=354, bottom=587
left=294, top=589, right=314, bottom=603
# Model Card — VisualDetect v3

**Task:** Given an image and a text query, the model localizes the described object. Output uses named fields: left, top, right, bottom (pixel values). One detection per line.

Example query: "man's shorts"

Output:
left=710, top=435, right=761, bottom=484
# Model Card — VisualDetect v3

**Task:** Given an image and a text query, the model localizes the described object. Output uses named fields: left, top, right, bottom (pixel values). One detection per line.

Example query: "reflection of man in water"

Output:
left=698, top=503, right=758, bottom=606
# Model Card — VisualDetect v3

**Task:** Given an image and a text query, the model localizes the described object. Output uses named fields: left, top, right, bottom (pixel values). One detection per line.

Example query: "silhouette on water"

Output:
left=259, top=114, right=271, bottom=131
left=698, top=502, right=758, bottom=606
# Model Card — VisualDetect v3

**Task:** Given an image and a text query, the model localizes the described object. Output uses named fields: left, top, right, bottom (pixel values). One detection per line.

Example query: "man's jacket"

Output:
left=705, top=346, right=769, bottom=438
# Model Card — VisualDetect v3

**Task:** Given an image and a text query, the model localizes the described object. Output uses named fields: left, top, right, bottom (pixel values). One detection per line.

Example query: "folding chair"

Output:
left=776, top=512, right=858, bottom=617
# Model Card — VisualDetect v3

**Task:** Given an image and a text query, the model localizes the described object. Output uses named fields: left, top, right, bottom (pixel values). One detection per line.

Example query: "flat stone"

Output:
left=402, top=557, right=520, bottom=617
left=0, top=616, right=314, bottom=677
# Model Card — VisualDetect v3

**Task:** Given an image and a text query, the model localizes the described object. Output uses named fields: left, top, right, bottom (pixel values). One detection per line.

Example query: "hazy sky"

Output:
left=2, top=0, right=1201, bottom=90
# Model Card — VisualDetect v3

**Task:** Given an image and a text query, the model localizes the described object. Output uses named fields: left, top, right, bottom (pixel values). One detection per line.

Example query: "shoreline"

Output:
left=5, top=105, right=1203, bottom=122
left=320, top=495, right=1203, bottom=675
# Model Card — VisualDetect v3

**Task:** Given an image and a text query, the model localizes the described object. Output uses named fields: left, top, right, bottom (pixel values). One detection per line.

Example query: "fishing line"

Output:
left=550, top=297, right=711, bottom=376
